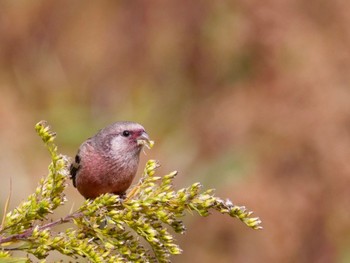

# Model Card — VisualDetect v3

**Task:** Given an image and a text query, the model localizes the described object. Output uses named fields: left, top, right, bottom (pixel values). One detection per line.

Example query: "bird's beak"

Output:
left=137, top=131, right=154, bottom=149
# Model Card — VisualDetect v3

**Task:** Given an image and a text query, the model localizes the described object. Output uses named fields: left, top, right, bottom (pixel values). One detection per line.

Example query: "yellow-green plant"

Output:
left=0, top=121, right=262, bottom=262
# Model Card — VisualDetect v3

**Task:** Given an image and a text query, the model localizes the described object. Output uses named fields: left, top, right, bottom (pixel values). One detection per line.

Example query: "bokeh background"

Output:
left=1, top=1, right=350, bottom=262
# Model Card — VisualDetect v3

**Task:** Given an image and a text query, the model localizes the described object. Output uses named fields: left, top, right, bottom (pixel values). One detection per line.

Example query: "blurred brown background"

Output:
left=1, top=1, right=350, bottom=262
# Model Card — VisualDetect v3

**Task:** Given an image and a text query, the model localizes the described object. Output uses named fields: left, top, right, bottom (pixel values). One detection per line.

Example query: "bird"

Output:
left=69, top=121, right=152, bottom=199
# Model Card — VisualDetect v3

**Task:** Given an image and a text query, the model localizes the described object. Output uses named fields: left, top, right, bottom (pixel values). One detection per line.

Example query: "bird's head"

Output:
left=97, top=121, right=153, bottom=158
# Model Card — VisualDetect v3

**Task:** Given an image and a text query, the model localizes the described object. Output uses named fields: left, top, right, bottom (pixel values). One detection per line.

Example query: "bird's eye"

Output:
left=122, top=130, right=130, bottom=137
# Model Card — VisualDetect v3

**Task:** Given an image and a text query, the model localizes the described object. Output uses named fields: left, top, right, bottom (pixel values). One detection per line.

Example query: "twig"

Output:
left=0, top=179, right=12, bottom=231
left=0, top=211, right=83, bottom=245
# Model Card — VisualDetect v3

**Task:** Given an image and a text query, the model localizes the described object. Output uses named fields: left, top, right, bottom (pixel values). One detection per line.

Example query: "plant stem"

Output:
left=0, top=212, right=83, bottom=245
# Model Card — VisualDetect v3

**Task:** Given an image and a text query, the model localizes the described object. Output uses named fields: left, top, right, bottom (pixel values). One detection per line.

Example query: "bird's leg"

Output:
left=114, top=192, right=126, bottom=200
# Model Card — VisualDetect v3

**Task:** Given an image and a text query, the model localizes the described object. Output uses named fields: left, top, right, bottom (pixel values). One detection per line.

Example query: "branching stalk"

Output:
left=0, top=121, right=262, bottom=262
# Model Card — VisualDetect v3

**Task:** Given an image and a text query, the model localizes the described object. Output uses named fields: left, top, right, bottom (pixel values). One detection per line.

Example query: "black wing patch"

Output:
left=70, top=154, right=81, bottom=188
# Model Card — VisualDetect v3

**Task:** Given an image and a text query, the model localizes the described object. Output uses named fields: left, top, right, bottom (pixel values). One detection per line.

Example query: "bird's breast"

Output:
left=75, top=149, right=139, bottom=199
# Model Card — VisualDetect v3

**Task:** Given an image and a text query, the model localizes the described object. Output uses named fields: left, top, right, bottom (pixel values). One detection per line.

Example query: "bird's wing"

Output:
left=70, top=139, right=93, bottom=188
left=69, top=154, right=80, bottom=188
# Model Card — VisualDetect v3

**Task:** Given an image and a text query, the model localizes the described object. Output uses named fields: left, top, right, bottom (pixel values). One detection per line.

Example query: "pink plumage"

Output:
left=70, top=122, right=150, bottom=199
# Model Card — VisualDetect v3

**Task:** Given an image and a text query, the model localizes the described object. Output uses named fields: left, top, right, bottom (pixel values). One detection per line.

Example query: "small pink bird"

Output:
left=70, top=122, right=151, bottom=199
